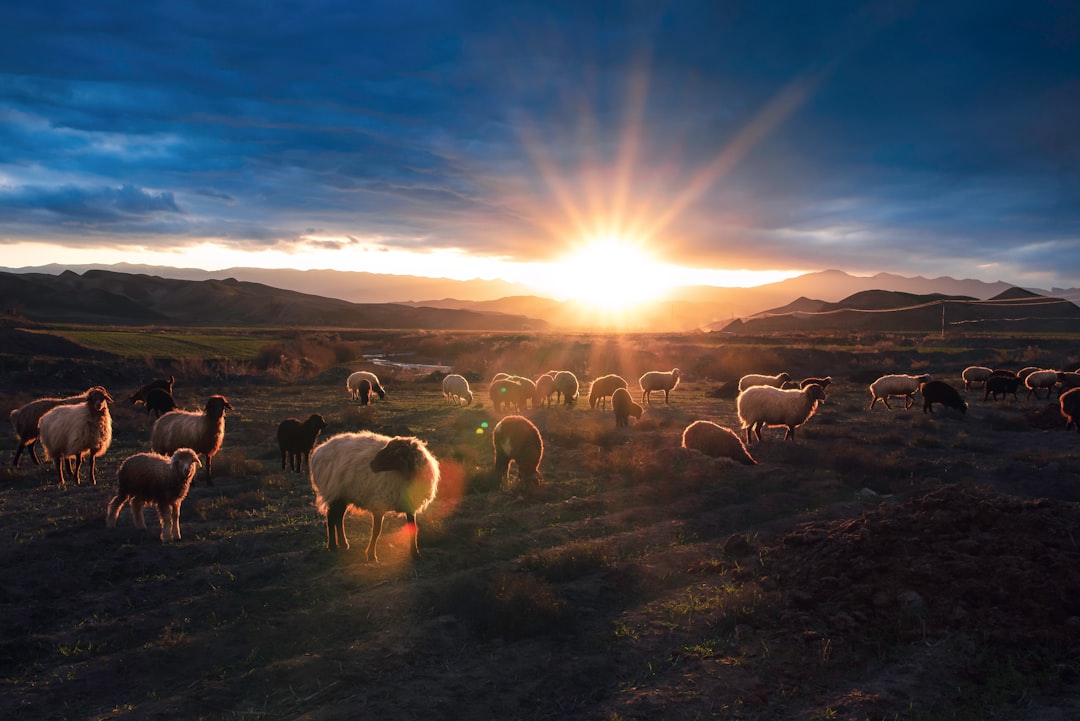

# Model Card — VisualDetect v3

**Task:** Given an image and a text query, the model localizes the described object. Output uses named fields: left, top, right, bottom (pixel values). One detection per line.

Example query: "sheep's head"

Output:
left=370, top=437, right=424, bottom=478
left=171, top=448, right=203, bottom=479
left=304, top=413, right=328, bottom=432
left=630, top=403, right=644, bottom=420
left=205, top=395, right=234, bottom=418
left=805, top=384, right=828, bottom=404
left=87, top=387, right=113, bottom=414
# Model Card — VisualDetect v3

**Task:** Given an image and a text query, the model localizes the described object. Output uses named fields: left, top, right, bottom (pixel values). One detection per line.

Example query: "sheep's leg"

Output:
left=280, top=449, right=287, bottom=470
left=405, top=511, right=420, bottom=558
left=752, top=422, right=764, bottom=443
left=106, top=495, right=126, bottom=527
left=87, top=454, right=97, bottom=485
left=56, top=457, right=66, bottom=486
left=664, top=390, right=670, bottom=404
left=904, top=394, right=916, bottom=410
left=159, top=503, right=173, bottom=542
left=326, top=500, right=348, bottom=551
left=366, top=511, right=385, bottom=563
left=785, top=425, right=795, bottom=440
left=881, top=397, right=892, bottom=410
left=204, top=454, right=214, bottom=486
left=171, top=501, right=182, bottom=541
left=131, top=500, right=147, bottom=530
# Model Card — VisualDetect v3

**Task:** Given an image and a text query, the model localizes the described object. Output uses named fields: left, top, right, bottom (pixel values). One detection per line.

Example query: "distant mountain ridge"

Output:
left=0, top=269, right=546, bottom=330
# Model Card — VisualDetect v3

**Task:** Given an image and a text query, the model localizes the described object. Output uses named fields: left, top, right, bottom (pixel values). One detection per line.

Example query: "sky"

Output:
left=2, top=0, right=1079, bottom=302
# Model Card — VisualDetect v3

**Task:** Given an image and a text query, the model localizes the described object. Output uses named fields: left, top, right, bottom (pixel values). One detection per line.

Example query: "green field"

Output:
left=33, top=328, right=275, bottom=360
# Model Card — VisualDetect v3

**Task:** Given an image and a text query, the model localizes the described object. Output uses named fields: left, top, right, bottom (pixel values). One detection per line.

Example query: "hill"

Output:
left=716, top=287, right=1080, bottom=334
left=0, top=270, right=547, bottom=330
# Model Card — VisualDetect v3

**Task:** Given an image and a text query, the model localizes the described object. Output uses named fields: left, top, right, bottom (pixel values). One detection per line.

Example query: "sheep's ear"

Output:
left=370, top=438, right=419, bottom=476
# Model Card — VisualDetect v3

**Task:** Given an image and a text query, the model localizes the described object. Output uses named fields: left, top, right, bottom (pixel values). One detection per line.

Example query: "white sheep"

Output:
left=639, top=368, right=681, bottom=405
left=868, top=373, right=932, bottom=410
left=611, top=387, right=643, bottom=427
left=309, top=430, right=440, bottom=561
left=737, top=384, right=827, bottom=443
left=1025, top=369, right=1059, bottom=400
left=151, top=394, right=233, bottom=486
left=737, top=372, right=791, bottom=392
left=681, top=420, right=757, bottom=465
left=442, top=374, right=473, bottom=406
left=347, top=370, right=386, bottom=401
left=493, top=415, right=543, bottom=491
left=589, top=374, right=628, bottom=409
left=9, top=386, right=105, bottom=467
left=106, top=449, right=202, bottom=541
left=39, top=387, right=114, bottom=485
left=961, top=366, right=993, bottom=391
left=553, top=371, right=580, bottom=406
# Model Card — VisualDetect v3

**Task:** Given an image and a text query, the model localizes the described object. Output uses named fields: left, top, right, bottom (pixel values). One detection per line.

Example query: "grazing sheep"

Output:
left=151, top=395, right=233, bottom=486
left=129, top=376, right=175, bottom=407
left=639, top=368, right=681, bottom=405
left=1025, top=369, right=1059, bottom=400
left=553, top=371, right=580, bottom=406
left=961, top=366, right=993, bottom=391
left=1057, top=372, right=1080, bottom=397
left=39, top=387, right=114, bottom=485
left=738, top=372, right=791, bottom=392
left=1060, top=388, right=1080, bottom=432
left=309, top=431, right=440, bottom=560
left=493, top=415, right=543, bottom=491
left=277, top=413, right=328, bottom=473
left=589, top=374, right=628, bottom=410
left=510, top=376, right=537, bottom=410
left=984, top=375, right=1020, bottom=402
left=681, top=421, right=757, bottom=465
left=140, top=388, right=178, bottom=419
left=489, top=378, right=525, bottom=413
left=611, top=387, right=643, bottom=428
left=347, top=371, right=386, bottom=401
left=106, top=449, right=202, bottom=541
left=920, top=380, right=968, bottom=415
left=354, top=379, right=372, bottom=406
left=534, top=373, right=556, bottom=407
left=441, top=374, right=474, bottom=406
left=737, top=384, right=827, bottom=443
left=799, top=376, right=832, bottom=391
left=9, top=386, right=105, bottom=467
left=868, top=374, right=932, bottom=410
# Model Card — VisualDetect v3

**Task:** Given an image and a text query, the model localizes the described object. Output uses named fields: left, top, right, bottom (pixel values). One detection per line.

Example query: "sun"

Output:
left=540, top=235, right=675, bottom=312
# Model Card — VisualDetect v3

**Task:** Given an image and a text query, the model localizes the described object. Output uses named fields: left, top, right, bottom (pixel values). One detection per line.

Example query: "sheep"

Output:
left=681, top=420, right=757, bottom=465
left=39, top=386, right=115, bottom=485
left=553, top=371, right=580, bottom=406
left=868, top=373, right=932, bottom=410
left=106, top=449, right=202, bottom=541
left=1060, top=387, right=1080, bottom=432
left=354, top=379, right=372, bottom=406
left=920, top=380, right=968, bottom=415
left=1024, top=369, right=1059, bottom=400
left=489, top=378, right=526, bottom=413
left=738, top=372, right=791, bottom=392
left=309, top=430, right=440, bottom=560
left=9, top=386, right=105, bottom=467
left=509, top=375, right=537, bottom=410
left=534, top=373, right=556, bottom=407
left=611, top=387, right=643, bottom=427
left=799, top=376, right=832, bottom=391
left=151, top=395, right=233, bottom=486
left=984, top=375, right=1020, bottom=402
left=277, top=413, right=328, bottom=473
left=441, top=374, right=474, bottom=406
left=493, top=415, right=543, bottom=491
left=347, top=370, right=386, bottom=401
left=961, top=366, right=993, bottom=391
left=639, top=368, right=680, bottom=405
left=1057, top=372, right=1080, bottom=397
left=1018, top=366, right=1041, bottom=382
left=737, top=384, right=827, bottom=443
left=141, top=388, right=177, bottom=419
left=589, top=374, right=628, bottom=409
left=128, top=376, right=175, bottom=407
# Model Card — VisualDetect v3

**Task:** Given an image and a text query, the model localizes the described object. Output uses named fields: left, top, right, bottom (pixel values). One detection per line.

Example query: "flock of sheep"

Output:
left=7, top=358, right=1079, bottom=560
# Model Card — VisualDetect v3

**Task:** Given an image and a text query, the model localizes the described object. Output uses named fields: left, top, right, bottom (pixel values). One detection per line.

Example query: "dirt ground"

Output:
left=1, top=355, right=1079, bottom=720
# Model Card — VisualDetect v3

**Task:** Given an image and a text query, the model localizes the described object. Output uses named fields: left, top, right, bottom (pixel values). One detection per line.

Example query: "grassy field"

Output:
left=1, top=331, right=1079, bottom=720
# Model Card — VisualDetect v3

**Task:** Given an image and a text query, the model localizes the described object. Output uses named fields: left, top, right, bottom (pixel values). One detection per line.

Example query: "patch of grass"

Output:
left=437, top=569, right=573, bottom=640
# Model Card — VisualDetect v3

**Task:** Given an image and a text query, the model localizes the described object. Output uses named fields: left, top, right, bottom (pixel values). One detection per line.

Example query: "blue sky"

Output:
left=1, top=0, right=1078, bottom=293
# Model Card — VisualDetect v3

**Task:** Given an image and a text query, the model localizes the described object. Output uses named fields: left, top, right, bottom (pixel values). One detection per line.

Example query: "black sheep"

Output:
left=984, top=376, right=1020, bottom=402
left=142, top=388, right=178, bottom=418
left=921, top=380, right=968, bottom=415
left=277, top=413, right=329, bottom=472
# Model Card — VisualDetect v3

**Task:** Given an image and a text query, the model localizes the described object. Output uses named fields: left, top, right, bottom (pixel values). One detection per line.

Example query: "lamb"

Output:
left=611, top=387, right=643, bottom=427
left=277, top=413, right=328, bottom=472
left=492, top=415, right=543, bottom=491
left=737, top=384, right=827, bottom=443
left=9, top=386, right=105, bottom=467
left=589, top=374, right=628, bottom=409
left=681, top=420, right=757, bottom=465
left=309, top=430, right=440, bottom=560
left=553, top=370, right=580, bottom=406
left=140, top=388, right=177, bottom=419
left=1024, top=369, right=1059, bottom=400
left=1060, top=387, right=1080, bottom=432
left=984, top=375, right=1020, bottom=402
left=39, top=386, right=114, bottom=485
left=738, top=372, right=791, bottom=392
left=534, top=373, right=556, bottom=407
left=106, top=449, right=202, bottom=541
left=347, top=371, right=386, bottom=401
left=961, top=366, right=993, bottom=391
left=920, top=380, right=968, bottom=415
left=799, top=376, right=832, bottom=391
left=868, top=373, right=932, bottom=410
left=639, top=368, right=680, bottom=404
left=489, top=378, right=525, bottom=413
left=441, top=374, right=474, bottom=406
left=151, top=395, right=233, bottom=486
